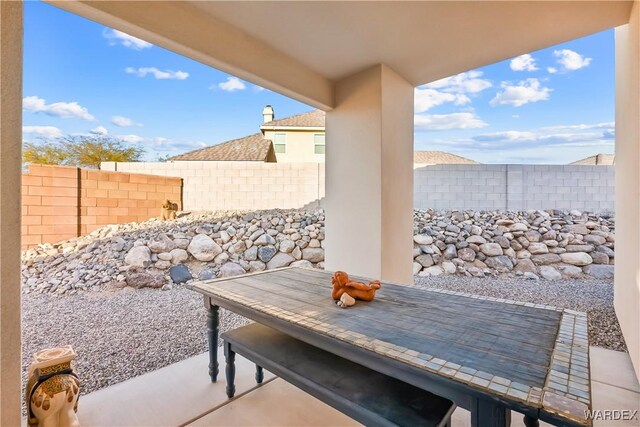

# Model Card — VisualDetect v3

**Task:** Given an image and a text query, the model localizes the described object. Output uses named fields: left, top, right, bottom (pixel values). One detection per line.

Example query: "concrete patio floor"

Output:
left=76, top=346, right=639, bottom=427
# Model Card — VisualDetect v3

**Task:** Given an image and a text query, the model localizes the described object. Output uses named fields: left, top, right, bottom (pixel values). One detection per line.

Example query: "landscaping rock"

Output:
left=169, top=265, right=192, bottom=284
left=188, top=234, right=222, bottom=262
left=266, top=252, right=295, bottom=269
left=124, top=246, right=152, bottom=268
left=539, top=266, right=561, bottom=280
left=219, top=262, right=246, bottom=278
left=302, top=248, right=325, bottom=263
left=560, top=252, right=593, bottom=266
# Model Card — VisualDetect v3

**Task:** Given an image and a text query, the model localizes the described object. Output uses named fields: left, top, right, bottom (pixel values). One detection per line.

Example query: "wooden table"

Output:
left=189, top=267, right=591, bottom=427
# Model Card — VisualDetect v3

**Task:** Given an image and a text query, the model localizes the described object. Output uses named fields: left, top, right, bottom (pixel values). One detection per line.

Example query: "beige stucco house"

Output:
left=171, top=106, right=326, bottom=163
left=171, top=105, right=477, bottom=165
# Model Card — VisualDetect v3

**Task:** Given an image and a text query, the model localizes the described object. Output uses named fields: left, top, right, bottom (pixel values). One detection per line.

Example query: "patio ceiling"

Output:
left=49, top=1, right=632, bottom=109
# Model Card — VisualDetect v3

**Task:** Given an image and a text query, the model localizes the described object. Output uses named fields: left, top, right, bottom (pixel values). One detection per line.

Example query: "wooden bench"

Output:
left=222, top=323, right=456, bottom=427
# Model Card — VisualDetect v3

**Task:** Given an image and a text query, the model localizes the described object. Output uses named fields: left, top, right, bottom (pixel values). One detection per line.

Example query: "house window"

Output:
left=314, top=134, right=325, bottom=154
left=274, top=133, right=286, bottom=153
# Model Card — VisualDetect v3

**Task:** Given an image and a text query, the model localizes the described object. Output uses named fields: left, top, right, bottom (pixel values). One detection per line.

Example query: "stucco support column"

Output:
left=325, top=64, right=414, bottom=284
left=615, top=2, right=640, bottom=383
left=0, top=1, right=23, bottom=425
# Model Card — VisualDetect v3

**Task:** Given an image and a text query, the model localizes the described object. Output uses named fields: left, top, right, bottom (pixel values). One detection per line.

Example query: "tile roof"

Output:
left=169, top=133, right=274, bottom=161
left=413, top=151, right=478, bottom=164
left=569, top=154, right=615, bottom=165
left=262, top=110, right=325, bottom=128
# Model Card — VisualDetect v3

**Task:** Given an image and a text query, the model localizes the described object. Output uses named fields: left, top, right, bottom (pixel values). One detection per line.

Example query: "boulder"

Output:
left=413, top=235, right=433, bottom=245
left=513, top=258, right=537, bottom=274
left=125, top=267, right=165, bottom=288
left=442, top=261, right=457, bottom=274
left=249, top=261, right=266, bottom=272
left=555, top=264, right=583, bottom=278
left=219, top=262, right=246, bottom=277
left=415, top=254, right=434, bottom=267
left=198, top=269, right=215, bottom=280
left=528, top=242, right=549, bottom=255
left=560, top=252, right=593, bottom=266
left=590, top=252, right=609, bottom=265
left=509, top=223, right=528, bottom=232
left=169, top=264, right=192, bottom=284
left=157, top=252, right=172, bottom=261
left=484, top=256, right=514, bottom=272
left=466, top=235, right=487, bottom=245
left=479, top=243, right=503, bottom=257
left=419, top=266, right=444, bottom=276
left=188, top=234, right=222, bottom=262
left=585, top=264, right=614, bottom=279
left=170, top=248, right=188, bottom=264
left=267, top=252, right=295, bottom=269
left=443, top=244, right=457, bottom=260
left=291, top=260, right=314, bottom=269
left=539, top=266, right=561, bottom=280
left=254, top=234, right=276, bottom=246
left=302, top=248, right=325, bottom=263
left=531, top=253, right=562, bottom=265
left=279, top=239, right=295, bottom=253
left=124, top=246, right=152, bottom=268
left=148, top=233, right=176, bottom=254
left=583, top=234, right=606, bottom=245
left=412, top=262, right=423, bottom=275
left=258, top=246, right=277, bottom=263
left=458, top=247, right=476, bottom=262
left=524, top=272, right=539, bottom=281
left=243, top=246, right=258, bottom=261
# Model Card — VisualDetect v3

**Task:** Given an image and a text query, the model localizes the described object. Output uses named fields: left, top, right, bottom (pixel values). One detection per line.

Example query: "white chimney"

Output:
left=262, top=105, right=274, bottom=123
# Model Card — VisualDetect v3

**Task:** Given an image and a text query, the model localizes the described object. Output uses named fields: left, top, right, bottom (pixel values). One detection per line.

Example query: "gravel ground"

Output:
left=415, top=275, right=626, bottom=352
left=21, top=286, right=250, bottom=399
left=22, top=275, right=625, bottom=406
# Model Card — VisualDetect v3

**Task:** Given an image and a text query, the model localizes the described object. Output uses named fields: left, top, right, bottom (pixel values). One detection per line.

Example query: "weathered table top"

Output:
left=190, top=267, right=591, bottom=426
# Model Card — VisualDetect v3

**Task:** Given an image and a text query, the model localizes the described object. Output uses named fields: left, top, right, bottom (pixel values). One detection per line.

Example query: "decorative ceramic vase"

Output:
left=26, top=345, right=80, bottom=427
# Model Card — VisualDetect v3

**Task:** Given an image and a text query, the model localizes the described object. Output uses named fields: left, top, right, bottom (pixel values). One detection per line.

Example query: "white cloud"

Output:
left=119, top=134, right=144, bottom=143
left=23, top=96, right=95, bottom=121
left=414, top=89, right=470, bottom=113
left=553, top=49, right=592, bottom=72
left=547, top=67, right=558, bottom=74
left=427, top=70, right=492, bottom=94
left=415, top=71, right=491, bottom=113
left=510, top=54, right=538, bottom=72
left=91, top=126, right=108, bottom=135
left=541, top=122, right=614, bottom=132
left=217, top=77, right=247, bottom=92
left=103, top=28, right=152, bottom=50
left=110, top=115, right=141, bottom=127
left=490, top=78, right=551, bottom=107
left=414, top=112, right=488, bottom=131
left=125, top=67, right=189, bottom=80
left=22, top=96, right=95, bottom=122
left=23, top=126, right=63, bottom=138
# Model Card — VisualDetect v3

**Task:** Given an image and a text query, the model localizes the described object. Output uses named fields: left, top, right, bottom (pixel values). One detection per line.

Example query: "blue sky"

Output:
left=23, top=1, right=614, bottom=164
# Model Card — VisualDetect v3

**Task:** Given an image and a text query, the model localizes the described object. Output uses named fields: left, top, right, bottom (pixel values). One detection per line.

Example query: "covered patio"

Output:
left=75, top=347, right=638, bottom=426
left=2, top=1, right=640, bottom=425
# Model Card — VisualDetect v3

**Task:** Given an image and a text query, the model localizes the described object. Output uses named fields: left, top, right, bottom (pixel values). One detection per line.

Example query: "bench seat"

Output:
left=222, top=323, right=456, bottom=427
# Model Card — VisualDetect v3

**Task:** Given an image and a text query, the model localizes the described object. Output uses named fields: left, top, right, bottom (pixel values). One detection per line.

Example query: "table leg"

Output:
left=470, top=399, right=511, bottom=427
left=207, top=303, right=220, bottom=382
left=225, top=342, right=236, bottom=398
left=255, top=365, right=264, bottom=384
left=523, top=415, right=539, bottom=427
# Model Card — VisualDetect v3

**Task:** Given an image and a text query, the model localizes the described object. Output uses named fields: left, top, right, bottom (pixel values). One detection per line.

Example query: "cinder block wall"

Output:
left=103, top=161, right=613, bottom=214
left=21, top=165, right=80, bottom=247
left=102, top=161, right=325, bottom=211
left=414, top=164, right=614, bottom=212
left=22, top=164, right=182, bottom=248
left=79, top=169, right=182, bottom=236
